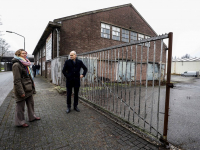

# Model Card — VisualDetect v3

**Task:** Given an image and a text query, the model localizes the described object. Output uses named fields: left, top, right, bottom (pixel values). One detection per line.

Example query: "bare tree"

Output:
left=0, top=16, right=10, bottom=71
left=181, top=54, right=190, bottom=59
left=0, top=39, right=10, bottom=55
left=0, top=39, right=10, bottom=71
left=0, top=16, right=3, bottom=36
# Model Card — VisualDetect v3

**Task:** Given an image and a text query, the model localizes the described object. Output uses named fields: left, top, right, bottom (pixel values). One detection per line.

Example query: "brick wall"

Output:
left=34, top=5, right=167, bottom=84
left=59, top=5, right=160, bottom=56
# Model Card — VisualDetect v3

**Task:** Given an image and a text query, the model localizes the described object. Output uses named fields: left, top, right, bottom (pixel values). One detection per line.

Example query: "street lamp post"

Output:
left=6, top=31, right=25, bottom=51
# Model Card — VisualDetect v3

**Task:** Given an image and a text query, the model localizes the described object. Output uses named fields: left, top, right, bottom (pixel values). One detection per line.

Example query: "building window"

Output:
left=101, top=23, right=110, bottom=39
left=112, top=26, right=120, bottom=41
left=130, top=31, right=137, bottom=42
left=138, top=34, right=144, bottom=41
left=138, top=34, right=145, bottom=45
left=145, top=36, right=151, bottom=47
left=122, top=29, right=129, bottom=42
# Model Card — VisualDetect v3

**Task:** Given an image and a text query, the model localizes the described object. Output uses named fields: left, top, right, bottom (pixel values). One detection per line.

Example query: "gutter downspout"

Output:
left=55, top=28, right=59, bottom=57
left=55, top=28, right=60, bottom=86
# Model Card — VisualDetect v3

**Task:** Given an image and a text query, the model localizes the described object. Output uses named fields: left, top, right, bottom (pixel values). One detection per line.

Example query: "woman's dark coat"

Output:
left=12, top=58, right=35, bottom=102
left=62, top=59, right=87, bottom=87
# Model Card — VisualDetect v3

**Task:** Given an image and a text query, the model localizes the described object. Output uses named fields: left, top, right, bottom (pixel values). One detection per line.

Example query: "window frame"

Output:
left=101, top=23, right=110, bottom=39
left=138, top=34, right=145, bottom=45
left=145, top=35, right=151, bottom=47
left=130, top=31, right=137, bottom=42
left=112, top=26, right=120, bottom=41
left=122, top=29, right=129, bottom=42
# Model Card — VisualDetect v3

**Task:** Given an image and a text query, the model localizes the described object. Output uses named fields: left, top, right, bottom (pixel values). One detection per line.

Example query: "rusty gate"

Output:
left=78, top=32, right=173, bottom=142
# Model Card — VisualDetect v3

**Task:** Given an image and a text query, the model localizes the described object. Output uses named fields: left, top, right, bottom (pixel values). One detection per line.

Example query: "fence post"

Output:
left=163, top=32, right=173, bottom=142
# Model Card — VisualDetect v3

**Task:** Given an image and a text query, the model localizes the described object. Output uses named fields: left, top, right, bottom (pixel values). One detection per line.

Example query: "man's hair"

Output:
left=70, top=51, right=76, bottom=55
left=15, top=49, right=25, bottom=57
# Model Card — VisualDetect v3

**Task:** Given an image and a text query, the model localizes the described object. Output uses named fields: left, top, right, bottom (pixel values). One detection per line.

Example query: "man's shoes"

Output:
left=66, top=108, right=71, bottom=113
left=74, top=107, right=80, bottom=112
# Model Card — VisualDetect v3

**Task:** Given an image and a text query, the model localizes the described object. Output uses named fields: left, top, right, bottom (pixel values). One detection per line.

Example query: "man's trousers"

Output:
left=67, top=86, right=79, bottom=108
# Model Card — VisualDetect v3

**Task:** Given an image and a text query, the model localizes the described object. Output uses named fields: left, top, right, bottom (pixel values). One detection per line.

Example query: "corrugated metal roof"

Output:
left=172, top=57, right=200, bottom=62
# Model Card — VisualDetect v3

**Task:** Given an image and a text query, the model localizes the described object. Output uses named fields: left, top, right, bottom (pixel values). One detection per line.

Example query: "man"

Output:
left=62, top=51, right=87, bottom=113
left=36, top=64, right=40, bottom=75
left=32, top=63, right=36, bottom=77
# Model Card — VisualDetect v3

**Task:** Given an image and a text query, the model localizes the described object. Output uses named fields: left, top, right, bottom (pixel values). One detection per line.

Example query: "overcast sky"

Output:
left=1, top=0, right=200, bottom=58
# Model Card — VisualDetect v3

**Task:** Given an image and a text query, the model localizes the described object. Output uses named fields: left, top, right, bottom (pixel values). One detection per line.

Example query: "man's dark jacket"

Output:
left=32, top=65, right=36, bottom=71
left=62, top=59, right=87, bottom=87
left=36, top=64, right=40, bottom=70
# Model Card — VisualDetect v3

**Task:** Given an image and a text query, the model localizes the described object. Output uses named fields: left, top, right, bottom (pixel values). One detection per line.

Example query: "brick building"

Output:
left=32, top=3, right=166, bottom=83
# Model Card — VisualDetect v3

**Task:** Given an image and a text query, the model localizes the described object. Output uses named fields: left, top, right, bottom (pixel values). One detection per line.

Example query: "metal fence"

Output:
left=77, top=33, right=173, bottom=141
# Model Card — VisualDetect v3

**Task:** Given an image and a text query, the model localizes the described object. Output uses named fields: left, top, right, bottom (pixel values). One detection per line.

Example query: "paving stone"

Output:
left=0, top=76, right=159, bottom=150
left=136, top=143, right=146, bottom=148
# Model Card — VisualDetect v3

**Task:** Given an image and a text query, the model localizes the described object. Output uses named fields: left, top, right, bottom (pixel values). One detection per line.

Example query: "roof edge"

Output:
left=53, top=3, right=132, bottom=22
left=32, top=21, right=61, bottom=55
left=53, top=3, right=159, bottom=37
left=129, top=4, right=158, bottom=36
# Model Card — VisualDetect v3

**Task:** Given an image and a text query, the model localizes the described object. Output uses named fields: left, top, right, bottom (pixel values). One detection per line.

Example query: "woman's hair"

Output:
left=15, top=49, right=25, bottom=56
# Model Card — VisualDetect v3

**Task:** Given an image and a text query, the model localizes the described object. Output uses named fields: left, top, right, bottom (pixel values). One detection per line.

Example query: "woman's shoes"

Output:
left=30, top=117, right=41, bottom=122
left=35, top=117, right=41, bottom=120
left=18, top=117, right=41, bottom=127
left=22, top=123, right=29, bottom=127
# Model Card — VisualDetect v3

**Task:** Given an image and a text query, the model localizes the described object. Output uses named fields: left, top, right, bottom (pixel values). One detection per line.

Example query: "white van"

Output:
left=181, top=71, right=199, bottom=77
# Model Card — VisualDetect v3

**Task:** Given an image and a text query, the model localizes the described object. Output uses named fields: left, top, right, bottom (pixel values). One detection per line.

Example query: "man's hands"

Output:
left=21, top=94, right=25, bottom=97
left=80, top=75, right=84, bottom=78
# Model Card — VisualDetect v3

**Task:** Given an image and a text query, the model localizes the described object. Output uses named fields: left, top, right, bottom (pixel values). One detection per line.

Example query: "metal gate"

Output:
left=78, top=33, right=173, bottom=142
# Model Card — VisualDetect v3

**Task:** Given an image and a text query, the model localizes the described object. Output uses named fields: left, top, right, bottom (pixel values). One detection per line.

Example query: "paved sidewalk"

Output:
left=0, top=76, right=164, bottom=150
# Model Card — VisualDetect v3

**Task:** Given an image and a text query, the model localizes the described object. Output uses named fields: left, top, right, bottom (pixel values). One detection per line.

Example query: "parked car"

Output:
left=181, top=71, right=199, bottom=77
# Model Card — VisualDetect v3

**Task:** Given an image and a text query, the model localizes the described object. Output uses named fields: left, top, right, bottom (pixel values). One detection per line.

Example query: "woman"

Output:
left=12, top=49, right=40, bottom=127
left=23, top=51, right=36, bottom=94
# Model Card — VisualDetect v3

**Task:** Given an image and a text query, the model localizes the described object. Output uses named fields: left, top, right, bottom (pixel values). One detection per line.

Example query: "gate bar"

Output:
left=163, top=32, right=173, bottom=141
left=74, top=34, right=169, bottom=56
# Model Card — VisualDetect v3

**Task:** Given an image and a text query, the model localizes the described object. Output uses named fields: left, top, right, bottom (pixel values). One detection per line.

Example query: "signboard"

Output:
left=46, top=33, right=52, bottom=60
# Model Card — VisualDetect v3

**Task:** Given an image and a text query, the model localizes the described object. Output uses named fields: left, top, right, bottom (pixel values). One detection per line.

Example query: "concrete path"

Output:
left=0, top=76, right=164, bottom=150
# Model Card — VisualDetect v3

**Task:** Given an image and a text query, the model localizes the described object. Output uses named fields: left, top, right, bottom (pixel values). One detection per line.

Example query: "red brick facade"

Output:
left=58, top=5, right=157, bottom=56
left=33, top=4, right=167, bottom=82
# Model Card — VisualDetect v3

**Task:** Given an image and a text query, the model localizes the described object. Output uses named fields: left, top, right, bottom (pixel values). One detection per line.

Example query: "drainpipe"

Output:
left=55, top=28, right=59, bottom=57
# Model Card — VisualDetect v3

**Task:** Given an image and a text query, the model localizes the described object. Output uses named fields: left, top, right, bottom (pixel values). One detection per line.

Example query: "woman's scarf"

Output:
left=14, top=55, right=34, bottom=80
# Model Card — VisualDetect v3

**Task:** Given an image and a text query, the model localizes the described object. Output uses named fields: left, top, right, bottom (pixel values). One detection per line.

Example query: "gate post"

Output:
left=163, top=32, right=173, bottom=142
